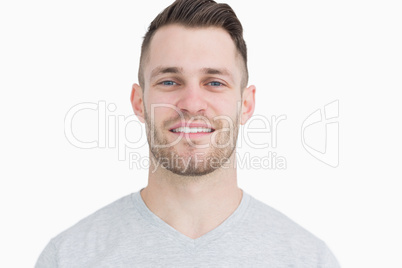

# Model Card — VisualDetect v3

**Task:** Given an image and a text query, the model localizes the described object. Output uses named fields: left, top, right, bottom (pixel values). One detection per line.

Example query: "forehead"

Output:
left=145, top=24, right=241, bottom=82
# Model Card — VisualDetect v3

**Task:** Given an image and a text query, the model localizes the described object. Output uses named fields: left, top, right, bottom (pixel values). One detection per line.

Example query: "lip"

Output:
left=169, top=122, right=215, bottom=132
left=169, top=122, right=215, bottom=138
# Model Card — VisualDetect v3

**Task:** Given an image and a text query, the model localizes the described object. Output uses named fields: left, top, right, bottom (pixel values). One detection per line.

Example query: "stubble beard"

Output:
left=144, top=109, right=239, bottom=177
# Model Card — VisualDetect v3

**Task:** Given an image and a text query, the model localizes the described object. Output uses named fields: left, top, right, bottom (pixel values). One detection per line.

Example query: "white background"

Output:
left=1, top=0, right=401, bottom=267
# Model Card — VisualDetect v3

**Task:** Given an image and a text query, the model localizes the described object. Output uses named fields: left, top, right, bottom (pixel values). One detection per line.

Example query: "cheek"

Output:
left=145, top=107, right=180, bottom=125
left=213, top=96, right=241, bottom=116
left=146, top=89, right=240, bottom=119
left=144, top=91, right=176, bottom=113
left=144, top=96, right=182, bottom=126
left=146, top=91, right=177, bottom=106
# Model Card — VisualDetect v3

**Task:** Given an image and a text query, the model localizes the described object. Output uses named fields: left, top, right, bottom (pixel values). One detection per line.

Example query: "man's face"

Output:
left=141, top=25, right=245, bottom=176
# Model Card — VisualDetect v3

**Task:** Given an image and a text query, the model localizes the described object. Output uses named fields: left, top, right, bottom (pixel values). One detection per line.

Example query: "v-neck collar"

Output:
left=131, top=188, right=251, bottom=250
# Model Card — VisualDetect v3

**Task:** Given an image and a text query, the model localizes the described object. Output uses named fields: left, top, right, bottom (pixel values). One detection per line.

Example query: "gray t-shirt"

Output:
left=35, top=189, right=340, bottom=267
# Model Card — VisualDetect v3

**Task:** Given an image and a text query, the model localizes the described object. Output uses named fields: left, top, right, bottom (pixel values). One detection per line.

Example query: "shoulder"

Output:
left=36, top=193, right=141, bottom=267
left=245, top=194, right=320, bottom=240
left=51, top=193, right=138, bottom=248
left=240, top=193, right=339, bottom=266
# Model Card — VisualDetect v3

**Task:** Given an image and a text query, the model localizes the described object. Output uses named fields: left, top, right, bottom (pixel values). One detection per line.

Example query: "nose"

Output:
left=176, top=83, right=208, bottom=115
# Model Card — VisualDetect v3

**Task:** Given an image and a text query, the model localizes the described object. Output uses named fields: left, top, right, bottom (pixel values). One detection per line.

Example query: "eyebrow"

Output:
left=200, top=67, right=232, bottom=77
left=150, top=66, right=183, bottom=79
left=201, top=67, right=234, bottom=84
left=150, top=66, right=234, bottom=82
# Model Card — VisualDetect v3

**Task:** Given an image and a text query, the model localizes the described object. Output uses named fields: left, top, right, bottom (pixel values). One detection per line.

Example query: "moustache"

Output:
left=161, top=112, right=223, bottom=130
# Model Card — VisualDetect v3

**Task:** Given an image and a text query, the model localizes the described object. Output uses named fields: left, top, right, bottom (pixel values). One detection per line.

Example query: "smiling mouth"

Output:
left=169, top=127, right=215, bottom=134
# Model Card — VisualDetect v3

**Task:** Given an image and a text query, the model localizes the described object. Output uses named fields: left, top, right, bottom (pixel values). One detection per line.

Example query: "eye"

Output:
left=161, top=81, right=177, bottom=86
left=207, top=81, right=224, bottom=87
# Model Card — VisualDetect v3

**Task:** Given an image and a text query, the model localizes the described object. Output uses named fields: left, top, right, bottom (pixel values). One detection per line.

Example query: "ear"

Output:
left=240, top=85, right=256, bottom=125
left=130, top=83, right=145, bottom=123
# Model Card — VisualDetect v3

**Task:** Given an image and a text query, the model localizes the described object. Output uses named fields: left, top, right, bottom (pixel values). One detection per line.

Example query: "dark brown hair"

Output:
left=138, top=0, right=248, bottom=89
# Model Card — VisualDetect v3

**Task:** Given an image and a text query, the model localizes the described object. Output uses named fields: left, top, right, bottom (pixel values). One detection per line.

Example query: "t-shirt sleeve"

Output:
left=35, top=240, right=58, bottom=268
left=321, top=243, right=341, bottom=268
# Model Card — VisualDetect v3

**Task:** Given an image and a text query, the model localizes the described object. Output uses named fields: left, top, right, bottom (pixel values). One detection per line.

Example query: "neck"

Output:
left=141, top=151, right=242, bottom=239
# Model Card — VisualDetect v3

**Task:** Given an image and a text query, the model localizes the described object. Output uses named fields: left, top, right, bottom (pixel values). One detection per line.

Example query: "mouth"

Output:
left=169, top=124, right=215, bottom=138
left=170, top=127, right=214, bottom=133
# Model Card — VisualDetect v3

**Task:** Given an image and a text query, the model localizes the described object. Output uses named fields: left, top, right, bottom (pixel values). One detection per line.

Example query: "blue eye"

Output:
left=208, top=81, right=223, bottom=87
left=162, top=81, right=177, bottom=86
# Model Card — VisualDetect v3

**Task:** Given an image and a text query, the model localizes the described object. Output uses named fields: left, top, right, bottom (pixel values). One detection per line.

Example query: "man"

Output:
left=36, top=0, right=340, bottom=267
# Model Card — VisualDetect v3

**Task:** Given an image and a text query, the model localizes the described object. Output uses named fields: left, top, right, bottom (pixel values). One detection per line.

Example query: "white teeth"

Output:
left=172, top=127, right=212, bottom=133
